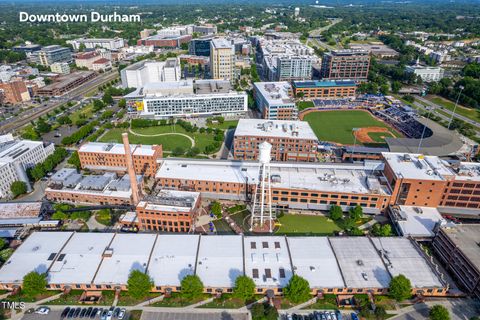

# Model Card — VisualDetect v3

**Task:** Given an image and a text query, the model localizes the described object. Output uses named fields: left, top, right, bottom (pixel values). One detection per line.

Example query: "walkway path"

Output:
left=86, top=215, right=107, bottom=231
left=128, top=129, right=195, bottom=147
left=285, top=297, right=318, bottom=312
left=134, top=295, right=165, bottom=307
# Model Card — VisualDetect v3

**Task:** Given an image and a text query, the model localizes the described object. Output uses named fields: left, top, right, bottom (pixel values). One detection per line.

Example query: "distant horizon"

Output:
left=1, top=0, right=480, bottom=4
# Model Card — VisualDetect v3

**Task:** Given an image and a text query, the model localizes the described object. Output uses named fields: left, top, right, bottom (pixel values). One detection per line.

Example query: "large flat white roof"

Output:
left=156, top=159, right=390, bottom=196
left=244, top=236, right=292, bottom=288
left=391, top=206, right=446, bottom=238
left=49, top=233, right=114, bottom=285
left=0, top=232, right=73, bottom=284
left=253, top=82, right=294, bottom=107
left=382, top=152, right=453, bottom=181
left=148, top=234, right=199, bottom=287
left=329, top=237, right=391, bottom=288
left=234, top=119, right=317, bottom=140
left=287, top=237, right=344, bottom=288
left=94, top=234, right=156, bottom=285
left=79, top=142, right=158, bottom=156
left=196, top=236, right=244, bottom=288
left=371, top=237, right=443, bottom=288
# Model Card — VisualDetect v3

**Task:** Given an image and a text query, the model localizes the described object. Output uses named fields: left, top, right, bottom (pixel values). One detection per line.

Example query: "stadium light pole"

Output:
left=350, top=128, right=359, bottom=162
left=448, top=85, right=464, bottom=130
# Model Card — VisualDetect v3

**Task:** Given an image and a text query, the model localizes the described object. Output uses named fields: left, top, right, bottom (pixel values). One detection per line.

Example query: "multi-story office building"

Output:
left=320, top=50, right=370, bottom=81
left=193, top=24, right=217, bottom=35
left=189, top=37, right=213, bottom=57
left=78, top=142, right=163, bottom=177
left=12, top=44, right=41, bottom=54
left=155, top=159, right=391, bottom=214
left=0, top=80, right=31, bottom=104
left=50, top=62, right=70, bottom=75
left=67, top=38, right=125, bottom=51
left=233, top=119, right=318, bottom=162
left=382, top=153, right=480, bottom=213
left=136, top=190, right=201, bottom=232
left=120, top=59, right=181, bottom=88
left=29, top=45, right=72, bottom=67
left=137, top=34, right=192, bottom=48
left=253, top=82, right=297, bottom=120
left=292, top=80, right=357, bottom=100
left=210, top=38, right=235, bottom=80
left=432, top=225, right=480, bottom=299
left=0, top=134, right=54, bottom=198
left=257, top=38, right=316, bottom=81
left=405, top=64, right=444, bottom=82
left=125, top=79, right=247, bottom=119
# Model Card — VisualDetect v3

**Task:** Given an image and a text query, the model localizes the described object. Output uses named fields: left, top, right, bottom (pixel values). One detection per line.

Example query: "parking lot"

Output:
left=140, top=311, right=249, bottom=320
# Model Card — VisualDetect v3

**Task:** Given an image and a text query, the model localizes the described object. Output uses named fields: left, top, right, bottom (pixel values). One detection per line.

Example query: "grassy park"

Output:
left=275, top=214, right=341, bottom=236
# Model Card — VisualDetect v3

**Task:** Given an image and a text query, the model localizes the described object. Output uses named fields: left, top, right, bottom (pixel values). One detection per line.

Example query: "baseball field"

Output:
left=303, top=110, right=402, bottom=145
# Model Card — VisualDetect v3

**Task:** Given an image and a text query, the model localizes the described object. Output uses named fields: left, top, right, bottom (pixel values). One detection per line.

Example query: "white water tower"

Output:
left=250, top=141, right=274, bottom=232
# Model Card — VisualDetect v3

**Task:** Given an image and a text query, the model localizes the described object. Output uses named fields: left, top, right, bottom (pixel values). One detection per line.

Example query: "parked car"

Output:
left=335, top=310, right=342, bottom=320
left=351, top=313, right=359, bottom=320
left=34, top=307, right=50, bottom=315
left=91, top=308, right=98, bottom=319
left=85, top=307, right=93, bottom=318
left=118, top=309, right=126, bottom=320
left=101, top=309, right=108, bottom=320
left=73, top=308, right=81, bottom=318
left=61, top=307, right=70, bottom=319
left=67, top=308, right=76, bottom=319
left=113, top=308, right=120, bottom=318
left=80, top=309, right=87, bottom=318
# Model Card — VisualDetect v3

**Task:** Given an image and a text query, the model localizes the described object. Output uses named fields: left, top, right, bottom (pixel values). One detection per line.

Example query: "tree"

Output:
left=250, top=303, right=265, bottom=320
left=0, top=248, right=13, bottom=262
left=389, top=274, right=412, bottom=301
left=10, top=181, right=27, bottom=198
left=349, top=205, right=363, bottom=222
left=51, top=211, right=68, bottom=220
left=283, top=275, right=311, bottom=303
left=127, top=270, right=153, bottom=300
left=102, top=93, right=114, bottom=105
left=372, top=223, right=393, bottom=237
left=429, top=305, right=450, bottom=320
left=172, top=147, right=185, bottom=157
left=0, top=238, right=6, bottom=250
left=22, top=271, right=47, bottom=298
left=118, top=99, right=126, bottom=108
left=68, top=151, right=81, bottom=170
left=181, top=275, right=204, bottom=300
left=211, top=201, right=222, bottom=218
left=329, top=205, right=343, bottom=221
left=374, top=306, right=388, bottom=320
left=233, top=275, right=255, bottom=301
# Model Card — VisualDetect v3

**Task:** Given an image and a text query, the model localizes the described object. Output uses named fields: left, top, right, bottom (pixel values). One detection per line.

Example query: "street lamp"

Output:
left=448, top=85, right=465, bottom=130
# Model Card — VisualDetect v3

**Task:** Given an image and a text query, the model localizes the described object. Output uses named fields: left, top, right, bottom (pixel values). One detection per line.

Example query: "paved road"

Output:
left=0, top=71, right=118, bottom=134
left=141, top=310, right=249, bottom=320
left=389, top=298, right=480, bottom=320
left=416, top=96, right=480, bottom=129
left=307, top=18, right=343, bottom=51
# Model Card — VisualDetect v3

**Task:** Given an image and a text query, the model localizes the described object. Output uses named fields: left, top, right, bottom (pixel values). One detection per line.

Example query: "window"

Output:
left=250, top=242, right=256, bottom=249
left=252, top=269, right=259, bottom=279
left=274, top=242, right=280, bottom=249
left=279, top=268, right=286, bottom=278
left=265, top=269, right=272, bottom=278
left=262, top=242, right=269, bottom=248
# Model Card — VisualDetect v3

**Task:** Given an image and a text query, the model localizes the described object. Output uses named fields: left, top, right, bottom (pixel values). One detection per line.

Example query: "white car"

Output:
left=118, top=309, right=126, bottom=320
left=34, top=307, right=50, bottom=315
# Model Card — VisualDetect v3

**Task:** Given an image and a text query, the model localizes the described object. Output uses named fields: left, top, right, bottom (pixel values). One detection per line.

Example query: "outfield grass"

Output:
left=304, top=110, right=401, bottom=145
left=275, top=214, right=341, bottom=236
left=99, top=125, right=222, bottom=153
left=427, top=96, right=480, bottom=122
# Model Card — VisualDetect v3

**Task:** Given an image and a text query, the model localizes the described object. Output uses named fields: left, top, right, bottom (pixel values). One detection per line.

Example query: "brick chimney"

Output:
left=122, top=133, right=140, bottom=205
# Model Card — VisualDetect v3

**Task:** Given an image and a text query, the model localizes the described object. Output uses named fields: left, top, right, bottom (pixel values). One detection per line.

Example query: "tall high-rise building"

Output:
left=210, top=38, right=235, bottom=80
left=120, top=58, right=181, bottom=88
left=29, top=45, right=72, bottom=67
left=320, top=49, right=370, bottom=81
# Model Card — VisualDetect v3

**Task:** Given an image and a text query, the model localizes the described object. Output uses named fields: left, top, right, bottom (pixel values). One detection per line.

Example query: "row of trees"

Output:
left=61, top=122, right=97, bottom=146
left=28, top=148, right=68, bottom=182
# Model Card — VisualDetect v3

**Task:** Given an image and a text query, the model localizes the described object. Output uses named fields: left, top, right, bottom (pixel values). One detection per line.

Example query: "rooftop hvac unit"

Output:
left=413, top=207, right=423, bottom=214
left=103, top=248, right=114, bottom=258
left=356, top=260, right=364, bottom=266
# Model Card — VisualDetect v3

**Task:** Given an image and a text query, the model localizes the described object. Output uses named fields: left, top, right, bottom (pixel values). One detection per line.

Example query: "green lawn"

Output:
left=70, top=103, right=94, bottom=123
left=303, top=110, right=401, bottom=145
left=297, top=101, right=315, bottom=111
left=304, top=294, right=338, bottom=310
left=207, top=120, right=239, bottom=130
left=276, top=214, right=341, bottom=236
left=427, top=95, right=480, bottom=123
left=198, top=294, right=259, bottom=309
left=152, top=293, right=209, bottom=307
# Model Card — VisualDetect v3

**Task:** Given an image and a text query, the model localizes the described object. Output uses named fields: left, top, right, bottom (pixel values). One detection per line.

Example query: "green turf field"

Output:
left=98, top=125, right=222, bottom=153
left=275, top=214, right=341, bottom=236
left=303, top=110, right=401, bottom=145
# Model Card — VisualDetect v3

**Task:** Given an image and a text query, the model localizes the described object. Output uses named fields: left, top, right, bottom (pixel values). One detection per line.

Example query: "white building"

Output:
left=50, top=62, right=70, bottom=75
left=0, top=134, right=54, bottom=198
left=253, top=82, right=297, bottom=120
left=210, top=38, right=235, bottom=80
left=125, top=79, right=247, bottom=119
left=405, top=64, right=445, bottom=82
left=120, top=59, right=181, bottom=88
left=68, top=38, right=125, bottom=51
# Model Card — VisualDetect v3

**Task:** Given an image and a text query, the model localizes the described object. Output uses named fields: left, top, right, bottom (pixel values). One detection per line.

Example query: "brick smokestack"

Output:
left=122, top=133, right=140, bottom=205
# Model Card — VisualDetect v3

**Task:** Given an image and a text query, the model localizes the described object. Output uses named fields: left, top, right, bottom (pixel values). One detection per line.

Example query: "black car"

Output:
left=73, top=308, right=82, bottom=318
left=113, top=308, right=120, bottom=318
left=101, top=309, right=108, bottom=319
left=80, top=309, right=87, bottom=318
left=61, top=307, right=71, bottom=319
left=91, top=308, right=98, bottom=319
left=85, top=307, right=93, bottom=318
left=67, top=308, right=76, bottom=319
